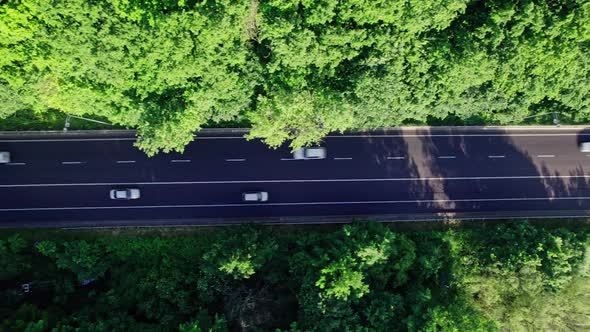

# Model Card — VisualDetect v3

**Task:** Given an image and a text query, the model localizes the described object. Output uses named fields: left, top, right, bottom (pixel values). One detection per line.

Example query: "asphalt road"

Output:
left=2, top=127, right=590, bottom=227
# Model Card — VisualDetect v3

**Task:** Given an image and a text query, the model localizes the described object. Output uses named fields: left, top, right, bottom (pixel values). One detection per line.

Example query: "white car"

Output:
left=293, top=147, right=326, bottom=160
left=0, top=152, right=10, bottom=164
left=109, top=188, right=141, bottom=200
left=580, top=142, right=590, bottom=153
left=242, top=191, right=269, bottom=202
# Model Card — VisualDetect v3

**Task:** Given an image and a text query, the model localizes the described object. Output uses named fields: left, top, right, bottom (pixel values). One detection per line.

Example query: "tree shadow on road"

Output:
left=412, top=127, right=590, bottom=216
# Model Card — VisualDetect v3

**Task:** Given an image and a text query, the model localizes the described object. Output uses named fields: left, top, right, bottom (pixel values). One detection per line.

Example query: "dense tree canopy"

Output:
left=1, top=0, right=588, bottom=154
left=0, top=221, right=588, bottom=331
left=0, top=0, right=258, bottom=155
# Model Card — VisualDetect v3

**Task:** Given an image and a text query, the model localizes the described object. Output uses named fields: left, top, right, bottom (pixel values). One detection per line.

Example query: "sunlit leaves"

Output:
left=1, top=0, right=588, bottom=153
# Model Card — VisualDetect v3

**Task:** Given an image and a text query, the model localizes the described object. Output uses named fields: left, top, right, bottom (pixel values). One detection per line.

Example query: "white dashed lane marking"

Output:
left=387, top=157, right=406, bottom=160
left=438, top=156, right=456, bottom=159
left=488, top=155, right=505, bottom=159
left=225, top=159, right=246, bottom=162
left=334, top=157, right=353, bottom=160
left=61, top=161, right=85, bottom=165
left=116, top=160, right=136, bottom=164
left=537, top=155, right=555, bottom=158
left=171, top=159, right=191, bottom=163
left=5, top=162, right=26, bottom=166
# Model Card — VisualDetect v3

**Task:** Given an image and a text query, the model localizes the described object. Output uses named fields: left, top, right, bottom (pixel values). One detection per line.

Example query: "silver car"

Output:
left=109, top=188, right=141, bottom=200
left=242, top=191, right=269, bottom=202
left=293, top=147, right=326, bottom=160
left=580, top=142, right=590, bottom=153
left=0, top=152, right=10, bottom=164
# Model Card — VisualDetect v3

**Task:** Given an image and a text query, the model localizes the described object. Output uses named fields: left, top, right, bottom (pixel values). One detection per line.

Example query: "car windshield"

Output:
left=115, top=191, right=126, bottom=198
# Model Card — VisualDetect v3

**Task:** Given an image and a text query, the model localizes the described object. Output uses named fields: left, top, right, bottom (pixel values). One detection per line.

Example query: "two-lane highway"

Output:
left=2, top=127, right=590, bottom=227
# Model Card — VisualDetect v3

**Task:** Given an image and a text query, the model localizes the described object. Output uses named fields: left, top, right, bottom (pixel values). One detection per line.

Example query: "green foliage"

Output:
left=523, top=245, right=590, bottom=331
left=179, top=314, right=228, bottom=332
left=453, top=221, right=589, bottom=330
left=202, top=226, right=278, bottom=281
left=421, top=301, right=497, bottom=332
left=289, top=222, right=420, bottom=330
left=2, top=0, right=589, bottom=153
left=52, top=312, right=161, bottom=332
left=0, top=0, right=258, bottom=155
left=0, top=221, right=587, bottom=331
left=315, top=256, right=369, bottom=300
left=0, top=109, right=116, bottom=131
left=0, top=304, right=49, bottom=332
left=36, top=240, right=110, bottom=282
left=106, top=236, right=204, bottom=326
left=0, top=234, right=30, bottom=280
left=246, top=89, right=355, bottom=149
left=459, top=221, right=586, bottom=290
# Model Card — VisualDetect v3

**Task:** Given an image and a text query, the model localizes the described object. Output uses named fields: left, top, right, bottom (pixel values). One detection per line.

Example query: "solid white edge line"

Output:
left=0, top=138, right=138, bottom=142
left=57, top=214, right=590, bottom=229
left=3, top=132, right=590, bottom=143
left=330, top=133, right=590, bottom=138
left=3, top=174, right=590, bottom=188
left=2, top=196, right=590, bottom=212
left=0, top=137, right=242, bottom=143
left=537, top=155, right=556, bottom=158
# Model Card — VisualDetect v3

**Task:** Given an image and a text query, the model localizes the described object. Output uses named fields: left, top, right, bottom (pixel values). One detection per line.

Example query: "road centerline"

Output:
left=3, top=174, right=590, bottom=188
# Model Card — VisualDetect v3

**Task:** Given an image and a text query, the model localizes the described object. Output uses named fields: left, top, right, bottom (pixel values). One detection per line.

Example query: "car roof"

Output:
left=306, top=147, right=325, bottom=156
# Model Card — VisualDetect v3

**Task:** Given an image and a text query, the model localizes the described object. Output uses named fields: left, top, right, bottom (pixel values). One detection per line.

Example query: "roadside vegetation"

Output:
left=0, top=110, right=120, bottom=131
left=1, top=220, right=588, bottom=331
left=1, top=0, right=589, bottom=155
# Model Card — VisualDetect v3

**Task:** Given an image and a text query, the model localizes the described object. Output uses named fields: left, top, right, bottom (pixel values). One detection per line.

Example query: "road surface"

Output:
left=2, top=127, right=590, bottom=227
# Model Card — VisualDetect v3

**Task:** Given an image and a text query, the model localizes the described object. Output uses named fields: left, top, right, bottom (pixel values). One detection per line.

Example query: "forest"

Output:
left=1, top=0, right=589, bottom=155
left=1, top=220, right=589, bottom=331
